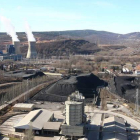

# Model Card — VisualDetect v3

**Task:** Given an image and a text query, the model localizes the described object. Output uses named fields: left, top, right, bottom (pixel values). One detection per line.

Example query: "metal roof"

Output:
left=43, top=122, right=62, bottom=131
left=103, top=116, right=127, bottom=140
left=14, top=109, right=53, bottom=130
left=13, top=103, right=34, bottom=108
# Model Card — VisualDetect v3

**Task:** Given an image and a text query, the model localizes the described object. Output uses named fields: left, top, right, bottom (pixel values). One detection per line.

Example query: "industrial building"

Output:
left=13, top=103, right=34, bottom=112
left=13, top=41, right=21, bottom=54
left=14, top=109, right=62, bottom=135
left=102, top=116, right=127, bottom=140
left=0, top=43, right=22, bottom=61
left=61, top=91, right=86, bottom=137
left=0, top=54, right=22, bottom=61
left=26, top=41, right=37, bottom=59
left=0, top=38, right=37, bottom=61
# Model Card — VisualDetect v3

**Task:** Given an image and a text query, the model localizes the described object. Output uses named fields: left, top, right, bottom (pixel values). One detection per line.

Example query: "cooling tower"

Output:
left=13, top=41, right=21, bottom=54
left=26, top=41, right=37, bottom=59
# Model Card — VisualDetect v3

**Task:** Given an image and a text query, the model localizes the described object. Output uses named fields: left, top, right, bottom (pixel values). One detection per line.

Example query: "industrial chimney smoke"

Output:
left=0, top=16, right=19, bottom=42
left=25, top=21, right=37, bottom=59
left=26, top=41, right=37, bottom=59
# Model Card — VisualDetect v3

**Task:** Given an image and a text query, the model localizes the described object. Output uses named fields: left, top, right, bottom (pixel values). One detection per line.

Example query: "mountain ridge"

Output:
left=0, top=29, right=140, bottom=57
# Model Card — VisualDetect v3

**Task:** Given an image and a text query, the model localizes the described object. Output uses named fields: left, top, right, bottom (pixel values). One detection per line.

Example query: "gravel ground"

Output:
left=29, top=101, right=65, bottom=111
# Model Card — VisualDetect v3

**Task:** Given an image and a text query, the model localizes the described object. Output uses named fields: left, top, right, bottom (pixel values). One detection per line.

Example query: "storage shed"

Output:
left=13, top=103, right=34, bottom=112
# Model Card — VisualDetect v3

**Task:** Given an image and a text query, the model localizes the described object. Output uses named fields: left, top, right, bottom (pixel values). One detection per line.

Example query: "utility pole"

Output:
left=134, top=78, right=139, bottom=115
left=25, top=79, right=29, bottom=102
left=135, top=88, right=139, bottom=115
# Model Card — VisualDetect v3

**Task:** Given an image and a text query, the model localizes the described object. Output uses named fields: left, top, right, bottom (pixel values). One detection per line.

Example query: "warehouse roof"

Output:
left=14, top=109, right=53, bottom=130
left=13, top=103, right=34, bottom=108
left=103, top=116, right=127, bottom=140
left=43, top=122, right=62, bottom=131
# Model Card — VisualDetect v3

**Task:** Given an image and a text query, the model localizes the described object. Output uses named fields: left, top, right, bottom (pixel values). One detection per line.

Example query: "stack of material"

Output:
left=4, top=70, right=45, bottom=79
left=31, top=73, right=107, bottom=102
left=109, top=76, right=139, bottom=103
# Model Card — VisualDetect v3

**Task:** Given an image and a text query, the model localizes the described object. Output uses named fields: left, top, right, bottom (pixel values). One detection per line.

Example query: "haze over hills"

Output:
left=1, top=29, right=140, bottom=57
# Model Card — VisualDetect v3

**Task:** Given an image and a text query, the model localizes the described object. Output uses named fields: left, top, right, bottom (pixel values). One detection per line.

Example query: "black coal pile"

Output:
left=109, top=76, right=138, bottom=103
left=4, top=70, right=45, bottom=79
left=32, top=73, right=107, bottom=102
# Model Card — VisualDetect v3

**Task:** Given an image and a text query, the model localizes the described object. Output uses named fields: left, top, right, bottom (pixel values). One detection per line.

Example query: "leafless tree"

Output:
left=0, top=76, right=56, bottom=106
left=24, top=123, right=34, bottom=140
left=100, top=88, right=108, bottom=110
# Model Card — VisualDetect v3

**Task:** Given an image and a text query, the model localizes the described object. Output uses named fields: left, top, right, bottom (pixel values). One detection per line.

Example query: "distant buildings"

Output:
left=0, top=44, right=22, bottom=61
left=0, top=54, right=22, bottom=61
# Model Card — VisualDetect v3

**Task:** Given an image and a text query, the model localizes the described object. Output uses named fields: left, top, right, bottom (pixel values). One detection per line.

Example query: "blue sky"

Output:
left=0, top=0, right=140, bottom=34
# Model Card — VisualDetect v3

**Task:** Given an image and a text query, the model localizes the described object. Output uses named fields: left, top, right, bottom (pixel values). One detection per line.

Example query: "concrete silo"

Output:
left=65, top=101, right=83, bottom=126
left=61, top=91, right=86, bottom=137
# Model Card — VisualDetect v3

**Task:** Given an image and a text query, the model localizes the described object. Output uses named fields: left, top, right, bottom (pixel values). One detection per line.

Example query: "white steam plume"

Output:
left=25, top=21, right=36, bottom=41
left=0, top=16, right=19, bottom=41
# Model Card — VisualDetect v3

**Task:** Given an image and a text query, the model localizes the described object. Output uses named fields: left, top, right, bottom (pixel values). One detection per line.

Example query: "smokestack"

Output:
left=13, top=41, right=21, bottom=54
left=25, top=21, right=37, bottom=59
left=26, top=41, right=37, bottom=59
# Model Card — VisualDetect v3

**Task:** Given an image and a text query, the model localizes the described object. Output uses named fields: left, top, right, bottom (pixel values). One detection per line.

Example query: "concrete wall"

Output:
left=61, top=125, right=84, bottom=136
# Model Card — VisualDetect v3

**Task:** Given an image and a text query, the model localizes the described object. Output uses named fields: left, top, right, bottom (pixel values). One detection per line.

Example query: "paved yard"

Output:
left=0, top=114, right=26, bottom=135
left=34, top=136, right=56, bottom=140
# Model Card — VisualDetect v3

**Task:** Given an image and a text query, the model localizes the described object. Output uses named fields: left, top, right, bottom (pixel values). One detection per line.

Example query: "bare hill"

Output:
left=1, top=30, right=140, bottom=56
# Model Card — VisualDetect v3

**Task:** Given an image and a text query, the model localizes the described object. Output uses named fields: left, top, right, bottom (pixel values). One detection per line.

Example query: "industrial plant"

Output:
left=6, top=91, right=87, bottom=139
left=1, top=5, right=140, bottom=140
left=0, top=16, right=37, bottom=61
left=0, top=43, right=22, bottom=61
left=0, top=38, right=37, bottom=61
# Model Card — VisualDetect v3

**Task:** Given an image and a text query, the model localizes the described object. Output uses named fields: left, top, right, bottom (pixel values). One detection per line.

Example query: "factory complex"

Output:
left=0, top=39, right=37, bottom=61
left=12, top=91, right=87, bottom=138
left=14, top=109, right=61, bottom=135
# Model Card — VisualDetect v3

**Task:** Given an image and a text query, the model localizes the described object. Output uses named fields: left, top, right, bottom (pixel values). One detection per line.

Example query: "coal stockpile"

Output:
left=31, top=73, right=107, bottom=102
left=109, top=76, right=138, bottom=103
left=4, top=70, right=45, bottom=79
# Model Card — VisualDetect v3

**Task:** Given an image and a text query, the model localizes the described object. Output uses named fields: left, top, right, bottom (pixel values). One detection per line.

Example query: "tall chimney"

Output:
left=26, top=41, right=37, bottom=59
left=13, top=41, right=21, bottom=54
